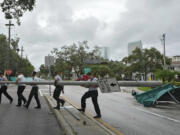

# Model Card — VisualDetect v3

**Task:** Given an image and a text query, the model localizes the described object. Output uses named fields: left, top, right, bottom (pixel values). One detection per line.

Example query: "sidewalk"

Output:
left=0, top=85, right=63, bottom=135
left=121, top=87, right=143, bottom=93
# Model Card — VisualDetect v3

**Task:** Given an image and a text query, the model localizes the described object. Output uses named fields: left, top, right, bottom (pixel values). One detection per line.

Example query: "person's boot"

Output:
left=53, top=106, right=60, bottom=110
left=23, top=104, right=28, bottom=109
left=34, top=106, right=41, bottom=109
left=10, top=99, right=13, bottom=104
left=93, top=115, right=101, bottom=118
left=23, top=100, right=27, bottom=105
left=16, top=104, right=21, bottom=107
left=77, top=108, right=85, bottom=112
left=61, top=100, right=65, bottom=107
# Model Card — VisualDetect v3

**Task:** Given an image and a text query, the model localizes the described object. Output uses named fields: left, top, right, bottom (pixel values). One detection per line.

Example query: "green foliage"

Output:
left=0, top=34, right=34, bottom=76
left=1, top=0, right=35, bottom=25
left=50, top=41, right=103, bottom=78
left=105, top=61, right=125, bottom=80
left=90, top=65, right=112, bottom=78
left=138, top=87, right=152, bottom=92
left=155, top=69, right=176, bottom=82
left=122, top=47, right=171, bottom=80
left=172, top=81, right=180, bottom=86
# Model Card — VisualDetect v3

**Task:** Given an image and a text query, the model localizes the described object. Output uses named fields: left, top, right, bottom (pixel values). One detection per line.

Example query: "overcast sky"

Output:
left=0, top=0, right=180, bottom=70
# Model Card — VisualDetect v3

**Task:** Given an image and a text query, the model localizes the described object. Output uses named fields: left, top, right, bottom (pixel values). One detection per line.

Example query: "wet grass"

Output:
left=138, top=87, right=152, bottom=92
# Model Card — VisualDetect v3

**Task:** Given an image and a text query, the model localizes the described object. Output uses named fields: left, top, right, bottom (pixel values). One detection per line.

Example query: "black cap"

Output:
left=32, top=71, right=37, bottom=75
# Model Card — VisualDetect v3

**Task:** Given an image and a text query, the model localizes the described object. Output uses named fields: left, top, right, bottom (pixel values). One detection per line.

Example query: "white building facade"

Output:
left=171, top=55, right=180, bottom=72
left=128, top=40, right=143, bottom=56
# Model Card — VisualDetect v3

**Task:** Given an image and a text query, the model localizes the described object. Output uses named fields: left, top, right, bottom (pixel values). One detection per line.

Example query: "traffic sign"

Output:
left=98, top=79, right=109, bottom=93
left=98, top=78, right=120, bottom=93
left=45, top=56, right=55, bottom=67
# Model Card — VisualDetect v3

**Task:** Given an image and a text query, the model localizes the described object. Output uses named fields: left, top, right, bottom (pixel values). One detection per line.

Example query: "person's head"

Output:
left=55, top=71, right=62, bottom=76
left=17, top=71, right=22, bottom=75
left=32, top=71, right=37, bottom=77
left=87, top=72, right=93, bottom=79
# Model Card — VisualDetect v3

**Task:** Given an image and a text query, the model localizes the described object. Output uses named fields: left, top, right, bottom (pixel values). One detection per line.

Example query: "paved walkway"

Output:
left=0, top=85, right=63, bottom=135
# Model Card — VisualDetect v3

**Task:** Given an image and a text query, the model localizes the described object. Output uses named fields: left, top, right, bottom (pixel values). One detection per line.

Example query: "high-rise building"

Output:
left=100, top=47, right=109, bottom=59
left=128, top=40, right=143, bottom=56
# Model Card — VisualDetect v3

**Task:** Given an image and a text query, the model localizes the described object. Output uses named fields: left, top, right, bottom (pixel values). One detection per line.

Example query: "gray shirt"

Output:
left=88, top=77, right=98, bottom=91
left=55, top=75, right=62, bottom=86
left=17, top=74, right=25, bottom=86
left=32, top=76, right=39, bottom=87
left=0, top=76, right=7, bottom=86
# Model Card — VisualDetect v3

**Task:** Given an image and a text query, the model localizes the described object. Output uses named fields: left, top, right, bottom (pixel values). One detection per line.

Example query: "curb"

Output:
left=63, top=96, right=124, bottom=135
left=44, top=96, right=75, bottom=135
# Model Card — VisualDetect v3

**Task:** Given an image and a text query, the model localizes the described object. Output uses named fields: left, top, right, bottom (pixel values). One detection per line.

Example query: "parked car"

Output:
left=76, top=74, right=89, bottom=81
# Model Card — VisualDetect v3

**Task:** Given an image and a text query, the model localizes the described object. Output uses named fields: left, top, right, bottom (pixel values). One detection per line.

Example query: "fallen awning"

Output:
left=132, top=83, right=180, bottom=107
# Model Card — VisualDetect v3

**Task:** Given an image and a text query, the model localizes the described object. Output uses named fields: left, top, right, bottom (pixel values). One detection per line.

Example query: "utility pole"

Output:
left=5, top=20, right=14, bottom=47
left=20, top=46, right=24, bottom=58
left=162, top=33, right=166, bottom=70
left=5, top=20, right=14, bottom=69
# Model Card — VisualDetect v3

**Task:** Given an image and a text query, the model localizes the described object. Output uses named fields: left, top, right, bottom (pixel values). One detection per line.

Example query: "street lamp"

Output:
left=162, top=33, right=166, bottom=70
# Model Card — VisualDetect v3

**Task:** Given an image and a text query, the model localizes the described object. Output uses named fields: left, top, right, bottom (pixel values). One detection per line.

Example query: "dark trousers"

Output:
left=0, top=86, right=13, bottom=103
left=17, top=86, right=27, bottom=105
left=53, top=85, right=64, bottom=108
left=26, top=86, right=41, bottom=107
left=81, top=90, right=101, bottom=116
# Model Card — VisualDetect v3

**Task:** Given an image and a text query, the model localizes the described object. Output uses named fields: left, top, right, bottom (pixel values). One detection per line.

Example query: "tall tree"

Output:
left=122, top=47, right=171, bottom=80
left=0, top=34, right=34, bottom=76
left=1, top=0, right=35, bottom=25
left=51, top=41, right=102, bottom=78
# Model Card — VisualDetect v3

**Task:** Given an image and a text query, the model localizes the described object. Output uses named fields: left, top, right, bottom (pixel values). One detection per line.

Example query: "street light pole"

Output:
left=5, top=20, right=14, bottom=69
left=162, top=33, right=166, bottom=70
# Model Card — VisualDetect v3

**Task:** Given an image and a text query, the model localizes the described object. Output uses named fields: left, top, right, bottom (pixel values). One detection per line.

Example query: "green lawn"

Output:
left=138, top=87, right=152, bottom=92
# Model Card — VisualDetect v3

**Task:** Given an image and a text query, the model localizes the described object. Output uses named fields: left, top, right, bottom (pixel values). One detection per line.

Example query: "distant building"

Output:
left=171, top=55, right=180, bottom=72
left=84, top=58, right=101, bottom=64
left=128, top=40, right=143, bottom=56
left=100, top=47, right=109, bottom=59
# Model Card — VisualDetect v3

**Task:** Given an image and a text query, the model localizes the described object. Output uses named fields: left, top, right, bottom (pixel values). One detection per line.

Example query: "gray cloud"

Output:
left=0, top=0, right=180, bottom=70
left=110, top=0, right=180, bottom=59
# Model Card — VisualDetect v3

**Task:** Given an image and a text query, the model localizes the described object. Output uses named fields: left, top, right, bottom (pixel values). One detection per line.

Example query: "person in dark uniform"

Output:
left=78, top=72, right=101, bottom=118
left=0, top=72, right=13, bottom=104
left=16, top=72, right=27, bottom=107
left=53, top=72, right=65, bottom=110
left=24, top=71, right=41, bottom=109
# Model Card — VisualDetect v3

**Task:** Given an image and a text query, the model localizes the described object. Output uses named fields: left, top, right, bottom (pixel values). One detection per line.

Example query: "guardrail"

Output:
left=0, top=81, right=162, bottom=87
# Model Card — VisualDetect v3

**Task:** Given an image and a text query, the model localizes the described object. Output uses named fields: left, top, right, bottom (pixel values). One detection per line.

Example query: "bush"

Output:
left=155, top=69, right=176, bottom=82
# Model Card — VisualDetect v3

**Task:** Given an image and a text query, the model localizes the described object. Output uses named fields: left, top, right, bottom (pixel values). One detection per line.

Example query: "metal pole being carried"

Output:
left=0, top=81, right=162, bottom=87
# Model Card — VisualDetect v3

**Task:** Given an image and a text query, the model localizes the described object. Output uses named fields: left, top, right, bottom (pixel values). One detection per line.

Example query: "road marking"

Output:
left=63, top=96, right=124, bottom=135
left=135, top=107, right=180, bottom=124
left=39, top=89, right=51, bottom=96
left=39, top=89, right=43, bottom=96
left=42, top=92, right=50, bottom=95
left=61, top=106, right=74, bottom=109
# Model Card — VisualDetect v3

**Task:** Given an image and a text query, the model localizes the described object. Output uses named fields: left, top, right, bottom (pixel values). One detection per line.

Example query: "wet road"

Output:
left=0, top=85, right=63, bottom=135
left=44, top=85, right=180, bottom=135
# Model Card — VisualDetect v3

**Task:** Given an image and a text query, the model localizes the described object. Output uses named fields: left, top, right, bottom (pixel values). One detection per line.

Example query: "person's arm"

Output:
left=54, top=80, right=57, bottom=86
left=4, top=76, right=8, bottom=82
left=54, top=76, right=58, bottom=86
left=81, top=84, right=90, bottom=88
left=62, top=86, right=64, bottom=94
left=15, top=77, right=20, bottom=84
